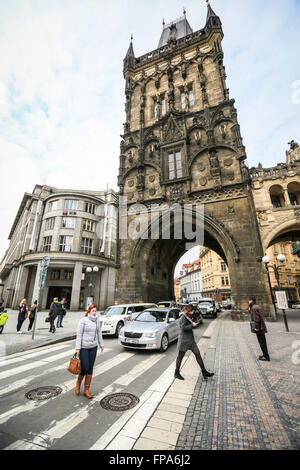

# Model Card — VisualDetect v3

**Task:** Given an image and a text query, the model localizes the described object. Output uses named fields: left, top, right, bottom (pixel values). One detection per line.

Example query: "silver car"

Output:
left=118, top=308, right=181, bottom=353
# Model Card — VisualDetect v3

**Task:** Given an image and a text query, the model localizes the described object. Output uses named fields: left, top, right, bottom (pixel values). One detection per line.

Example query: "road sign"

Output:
left=275, top=291, right=289, bottom=310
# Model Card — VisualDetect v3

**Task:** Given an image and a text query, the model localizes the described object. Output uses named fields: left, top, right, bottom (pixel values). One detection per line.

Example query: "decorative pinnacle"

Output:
left=130, top=34, right=133, bottom=43
left=183, top=6, right=186, bottom=16
left=162, top=18, right=165, bottom=28
left=206, top=0, right=210, bottom=5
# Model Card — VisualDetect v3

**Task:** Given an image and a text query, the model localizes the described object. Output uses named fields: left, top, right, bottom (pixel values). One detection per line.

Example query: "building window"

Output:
left=161, top=97, right=166, bottom=116
left=289, top=193, right=298, bottom=206
left=64, top=200, right=78, bottom=211
left=188, top=88, right=194, bottom=107
left=62, top=217, right=76, bottom=229
left=225, top=277, right=229, bottom=286
left=63, top=270, right=73, bottom=281
left=83, top=219, right=95, bottom=232
left=168, top=150, right=183, bottom=180
left=48, top=201, right=58, bottom=212
left=85, top=202, right=96, bottom=215
left=43, top=236, right=52, bottom=252
left=221, top=262, right=227, bottom=272
left=271, top=195, right=282, bottom=209
left=45, top=218, right=55, bottom=231
left=81, top=238, right=93, bottom=255
left=181, top=91, right=186, bottom=110
left=50, top=269, right=61, bottom=281
left=59, top=235, right=73, bottom=253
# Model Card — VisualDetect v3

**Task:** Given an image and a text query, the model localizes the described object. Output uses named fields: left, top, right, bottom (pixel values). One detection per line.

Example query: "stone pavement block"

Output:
left=158, top=402, right=188, bottom=416
left=141, top=427, right=178, bottom=446
left=106, top=435, right=135, bottom=450
left=134, top=438, right=175, bottom=451
left=147, top=417, right=172, bottom=432
left=154, top=409, right=186, bottom=424
left=163, top=396, right=190, bottom=408
left=165, top=391, right=193, bottom=400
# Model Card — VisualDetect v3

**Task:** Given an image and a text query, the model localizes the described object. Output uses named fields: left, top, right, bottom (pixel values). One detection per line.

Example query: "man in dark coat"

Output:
left=249, top=297, right=270, bottom=361
left=49, top=298, right=63, bottom=334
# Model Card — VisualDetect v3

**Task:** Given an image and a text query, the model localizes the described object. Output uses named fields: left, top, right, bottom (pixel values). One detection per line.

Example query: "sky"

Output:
left=0, top=0, right=299, bottom=272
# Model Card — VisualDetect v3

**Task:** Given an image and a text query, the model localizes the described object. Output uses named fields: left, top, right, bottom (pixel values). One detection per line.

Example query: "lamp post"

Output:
left=85, top=266, right=99, bottom=308
left=262, top=254, right=289, bottom=332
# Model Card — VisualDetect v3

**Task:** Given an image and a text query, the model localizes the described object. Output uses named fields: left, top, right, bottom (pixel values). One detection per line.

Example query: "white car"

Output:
left=99, top=303, right=157, bottom=337
left=292, top=304, right=300, bottom=309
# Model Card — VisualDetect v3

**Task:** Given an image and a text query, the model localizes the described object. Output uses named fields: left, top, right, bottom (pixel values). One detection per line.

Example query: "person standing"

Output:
left=249, top=297, right=270, bottom=361
left=28, top=301, right=38, bottom=332
left=0, top=308, right=8, bottom=334
left=48, top=297, right=63, bottom=334
left=17, top=299, right=28, bottom=333
left=175, top=304, right=214, bottom=380
left=74, top=306, right=104, bottom=399
left=57, top=298, right=67, bottom=328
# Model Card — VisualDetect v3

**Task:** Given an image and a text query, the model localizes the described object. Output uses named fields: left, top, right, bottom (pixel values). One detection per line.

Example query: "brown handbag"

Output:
left=68, top=354, right=81, bottom=375
left=68, top=325, right=84, bottom=375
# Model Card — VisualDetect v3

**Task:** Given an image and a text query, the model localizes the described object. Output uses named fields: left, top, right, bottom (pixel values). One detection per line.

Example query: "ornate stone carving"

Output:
left=199, top=177, right=207, bottom=186
left=224, top=158, right=233, bottom=167
left=169, top=185, right=184, bottom=203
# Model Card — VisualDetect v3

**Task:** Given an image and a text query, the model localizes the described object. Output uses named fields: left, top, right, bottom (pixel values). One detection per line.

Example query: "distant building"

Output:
left=174, top=278, right=181, bottom=301
left=179, top=259, right=202, bottom=301
left=199, top=247, right=231, bottom=302
left=0, top=185, right=118, bottom=311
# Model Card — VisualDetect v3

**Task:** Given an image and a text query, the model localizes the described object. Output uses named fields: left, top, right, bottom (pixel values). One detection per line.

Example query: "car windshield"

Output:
left=136, top=311, right=167, bottom=323
left=199, top=303, right=212, bottom=307
left=102, top=307, right=126, bottom=316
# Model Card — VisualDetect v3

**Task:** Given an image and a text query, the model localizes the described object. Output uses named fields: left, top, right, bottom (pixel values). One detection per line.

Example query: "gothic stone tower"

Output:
left=116, top=3, right=269, bottom=312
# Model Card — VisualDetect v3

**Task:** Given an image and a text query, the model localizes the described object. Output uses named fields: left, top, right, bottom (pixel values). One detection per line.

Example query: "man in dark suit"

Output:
left=249, top=297, right=270, bottom=362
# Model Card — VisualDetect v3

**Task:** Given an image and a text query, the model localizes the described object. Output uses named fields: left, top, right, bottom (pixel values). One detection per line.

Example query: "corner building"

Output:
left=0, top=185, right=118, bottom=311
left=116, top=4, right=269, bottom=312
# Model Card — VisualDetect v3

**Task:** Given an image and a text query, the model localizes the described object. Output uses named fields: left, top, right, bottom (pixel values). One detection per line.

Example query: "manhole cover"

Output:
left=100, top=393, right=140, bottom=412
left=25, top=386, right=62, bottom=401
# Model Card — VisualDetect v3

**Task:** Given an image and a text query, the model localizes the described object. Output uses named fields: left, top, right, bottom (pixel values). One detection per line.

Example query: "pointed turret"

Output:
left=123, top=35, right=135, bottom=72
left=206, top=0, right=217, bottom=22
left=204, top=0, right=223, bottom=39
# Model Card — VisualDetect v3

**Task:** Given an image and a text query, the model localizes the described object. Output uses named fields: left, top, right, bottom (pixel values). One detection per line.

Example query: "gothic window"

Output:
left=188, top=88, right=194, bottom=107
left=181, top=91, right=186, bottom=110
left=161, top=97, right=166, bottom=116
left=153, top=100, right=158, bottom=119
left=168, top=150, right=183, bottom=180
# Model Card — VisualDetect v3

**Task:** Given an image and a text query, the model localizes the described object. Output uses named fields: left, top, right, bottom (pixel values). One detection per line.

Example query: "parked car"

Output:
left=157, top=301, right=176, bottom=308
left=292, top=304, right=300, bottom=309
left=119, top=307, right=181, bottom=352
left=198, top=299, right=217, bottom=318
left=100, top=303, right=157, bottom=337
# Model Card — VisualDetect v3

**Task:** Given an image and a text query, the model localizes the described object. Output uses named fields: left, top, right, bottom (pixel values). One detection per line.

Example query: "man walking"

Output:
left=249, top=297, right=270, bottom=362
left=57, top=298, right=67, bottom=328
left=49, top=298, right=63, bottom=334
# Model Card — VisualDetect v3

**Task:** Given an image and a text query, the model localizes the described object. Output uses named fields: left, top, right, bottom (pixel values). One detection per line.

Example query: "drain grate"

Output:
left=100, top=393, right=140, bottom=412
left=25, top=386, right=62, bottom=401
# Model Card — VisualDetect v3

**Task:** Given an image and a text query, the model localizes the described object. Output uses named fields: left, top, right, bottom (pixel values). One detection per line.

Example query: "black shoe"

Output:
left=203, top=371, right=214, bottom=379
left=259, top=356, right=270, bottom=362
left=175, top=370, right=185, bottom=380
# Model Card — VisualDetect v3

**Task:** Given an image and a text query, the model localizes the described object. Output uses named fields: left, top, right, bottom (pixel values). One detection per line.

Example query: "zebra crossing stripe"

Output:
left=0, top=344, right=71, bottom=369
left=3, top=353, right=164, bottom=450
left=0, top=351, right=135, bottom=427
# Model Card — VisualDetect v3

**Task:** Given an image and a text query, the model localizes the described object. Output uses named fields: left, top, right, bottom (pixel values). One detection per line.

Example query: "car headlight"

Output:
left=143, top=332, right=156, bottom=339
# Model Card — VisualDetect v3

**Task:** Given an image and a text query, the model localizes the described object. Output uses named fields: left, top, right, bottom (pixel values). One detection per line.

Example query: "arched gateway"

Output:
left=116, top=4, right=269, bottom=313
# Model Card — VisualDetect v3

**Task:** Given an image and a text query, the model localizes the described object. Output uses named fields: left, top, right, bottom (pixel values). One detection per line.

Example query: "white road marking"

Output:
left=4, top=353, right=164, bottom=450
left=0, top=344, right=71, bottom=369
left=0, top=349, right=112, bottom=398
left=0, top=351, right=135, bottom=426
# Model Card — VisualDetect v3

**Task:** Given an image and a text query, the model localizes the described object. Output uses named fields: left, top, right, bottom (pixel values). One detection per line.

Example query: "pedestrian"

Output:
left=175, top=304, right=214, bottom=380
left=74, top=305, right=104, bottom=399
left=48, top=297, right=63, bottom=334
left=57, top=298, right=67, bottom=328
left=0, top=308, right=8, bottom=334
left=17, top=299, right=28, bottom=333
left=249, top=297, right=270, bottom=361
left=28, top=301, right=38, bottom=332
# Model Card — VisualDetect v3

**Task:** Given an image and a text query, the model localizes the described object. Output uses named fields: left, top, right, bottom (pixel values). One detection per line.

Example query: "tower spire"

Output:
left=206, top=0, right=217, bottom=22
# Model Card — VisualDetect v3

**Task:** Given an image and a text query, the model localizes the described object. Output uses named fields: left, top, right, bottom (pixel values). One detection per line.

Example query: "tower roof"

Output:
left=158, top=15, right=193, bottom=48
left=125, top=35, right=135, bottom=60
left=206, top=1, right=218, bottom=22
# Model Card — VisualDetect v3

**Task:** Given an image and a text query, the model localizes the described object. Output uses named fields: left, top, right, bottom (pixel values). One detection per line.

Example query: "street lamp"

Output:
left=85, top=266, right=99, bottom=308
left=262, top=254, right=289, bottom=332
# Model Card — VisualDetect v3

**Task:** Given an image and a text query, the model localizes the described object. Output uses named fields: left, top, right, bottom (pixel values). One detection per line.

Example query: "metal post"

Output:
left=265, top=265, right=278, bottom=320
left=32, top=256, right=50, bottom=340
left=274, top=264, right=289, bottom=333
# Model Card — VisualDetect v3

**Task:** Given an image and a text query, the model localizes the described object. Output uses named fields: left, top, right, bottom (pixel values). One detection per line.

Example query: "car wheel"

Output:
left=160, top=334, right=169, bottom=353
left=115, top=322, right=124, bottom=338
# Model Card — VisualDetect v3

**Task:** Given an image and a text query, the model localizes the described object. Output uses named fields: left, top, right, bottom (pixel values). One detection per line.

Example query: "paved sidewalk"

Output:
left=0, top=309, right=84, bottom=356
left=134, top=311, right=300, bottom=450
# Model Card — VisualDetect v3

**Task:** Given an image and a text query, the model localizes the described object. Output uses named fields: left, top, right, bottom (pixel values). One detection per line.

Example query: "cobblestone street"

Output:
left=176, top=313, right=300, bottom=451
